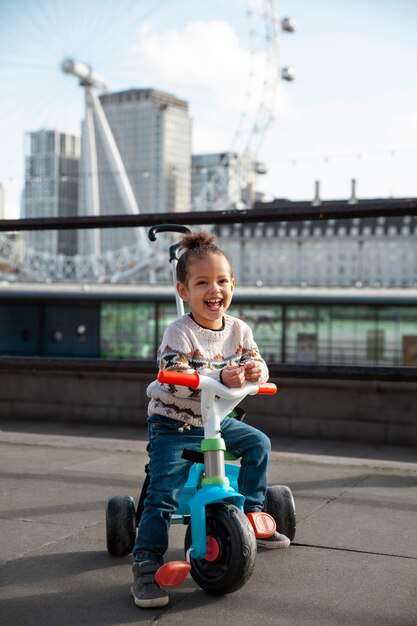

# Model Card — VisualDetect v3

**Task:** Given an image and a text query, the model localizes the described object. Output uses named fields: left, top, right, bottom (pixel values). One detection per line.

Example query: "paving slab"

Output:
left=0, top=426, right=416, bottom=626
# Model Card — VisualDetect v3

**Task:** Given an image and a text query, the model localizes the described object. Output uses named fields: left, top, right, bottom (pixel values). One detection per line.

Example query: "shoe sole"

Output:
left=257, top=539, right=291, bottom=549
left=131, top=587, right=169, bottom=608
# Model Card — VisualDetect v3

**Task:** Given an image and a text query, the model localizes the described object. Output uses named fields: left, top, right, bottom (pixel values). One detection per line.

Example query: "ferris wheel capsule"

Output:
left=281, top=17, right=297, bottom=33
left=281, top=67, right=296, bottom=82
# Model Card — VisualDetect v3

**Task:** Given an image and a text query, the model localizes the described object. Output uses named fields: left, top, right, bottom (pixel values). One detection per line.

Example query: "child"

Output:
left=131, top=231, right=289, bottom=609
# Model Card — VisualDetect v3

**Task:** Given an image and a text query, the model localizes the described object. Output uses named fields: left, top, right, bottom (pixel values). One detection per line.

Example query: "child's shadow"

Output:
left=1, top=548, right=222, bottom=625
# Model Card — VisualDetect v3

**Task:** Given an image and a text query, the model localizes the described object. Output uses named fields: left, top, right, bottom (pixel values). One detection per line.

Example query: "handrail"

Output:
left=1, top=198, right=417, bottom=232
left=1, top=357, right=417, bottom=381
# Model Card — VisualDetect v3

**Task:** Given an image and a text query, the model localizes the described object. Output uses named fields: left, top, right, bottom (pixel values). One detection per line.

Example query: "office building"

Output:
left=79, top=88, right=192, bottom=255
left=23, top=129, right=80, bottom=255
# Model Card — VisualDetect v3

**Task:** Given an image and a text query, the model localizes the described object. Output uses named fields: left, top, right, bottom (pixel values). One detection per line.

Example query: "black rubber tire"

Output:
left=264, top=485, right=296, bottom=541
left=106, top=495, right=136, bottom=556
left=185, top=503, right=257, bottom=595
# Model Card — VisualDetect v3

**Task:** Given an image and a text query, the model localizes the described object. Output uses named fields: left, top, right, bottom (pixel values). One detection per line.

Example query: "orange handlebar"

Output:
left=158, top=371, right=277, bottom=395
left=257, top=383, right=278, bottom=395
left=158, top=370, right=200, bottom=389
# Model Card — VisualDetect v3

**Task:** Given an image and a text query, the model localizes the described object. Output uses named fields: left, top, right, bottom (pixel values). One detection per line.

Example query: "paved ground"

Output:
left=0, top=420, right=416, bottom=626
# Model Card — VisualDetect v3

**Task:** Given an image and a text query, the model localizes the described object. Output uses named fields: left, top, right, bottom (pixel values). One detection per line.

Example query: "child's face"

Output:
left=177, top=252, right=235, bottom=330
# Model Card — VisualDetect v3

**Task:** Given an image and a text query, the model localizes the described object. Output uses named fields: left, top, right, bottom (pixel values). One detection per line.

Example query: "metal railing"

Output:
left=2, top=197, right=417, bottom=233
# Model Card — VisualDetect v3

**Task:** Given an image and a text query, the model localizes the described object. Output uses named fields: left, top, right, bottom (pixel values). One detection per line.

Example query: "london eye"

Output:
left=0, top=1, right=295, bottom=282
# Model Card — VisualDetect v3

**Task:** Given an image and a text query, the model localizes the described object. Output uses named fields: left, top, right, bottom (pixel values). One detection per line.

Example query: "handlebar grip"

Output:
left=158, top=370, right=200, bottom=389
left=148, top=224, right=191, bottom=241
left=257, top=383, right=277, bottom=395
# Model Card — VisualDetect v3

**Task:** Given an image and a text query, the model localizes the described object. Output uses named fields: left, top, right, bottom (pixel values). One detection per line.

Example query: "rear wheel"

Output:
left=185, top=504, right=257, bottom=595
left=106, top=495, right=136, bottom=556
left=264, top=485, right=296, bottom=541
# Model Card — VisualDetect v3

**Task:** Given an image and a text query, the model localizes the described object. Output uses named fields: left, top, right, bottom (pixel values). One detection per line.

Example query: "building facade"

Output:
left=79, top=89, right=192, bottom=255
left=23, top=129, right=80, bottom=255
left=215, top=211, right=417, bottom=288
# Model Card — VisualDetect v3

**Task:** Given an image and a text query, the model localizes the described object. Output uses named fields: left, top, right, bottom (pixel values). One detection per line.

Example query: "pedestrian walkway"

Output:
left=0, top=420, right=416, bottom=625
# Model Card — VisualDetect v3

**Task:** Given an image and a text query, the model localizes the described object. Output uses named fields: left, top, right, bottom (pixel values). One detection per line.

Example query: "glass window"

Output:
left=100, top=302, right=156, bottom=359
left=379, top=306, right=417, bottom=366
left=31, top=133, right=40, bottom=154
left=329, top=306, right=379, bottom=365
left=47, top=132, right=55, bottom=153
left=228, top=303, right=283, bottom=364
left=92, top=299, right=417, bottom=369
left=156, top=303, right=180, bottom=348
left=285, top=306, right=328, bottom=364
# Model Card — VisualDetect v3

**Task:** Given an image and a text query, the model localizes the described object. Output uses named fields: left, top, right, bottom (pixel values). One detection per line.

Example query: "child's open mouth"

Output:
left=205, top=298, right=223, bottom=311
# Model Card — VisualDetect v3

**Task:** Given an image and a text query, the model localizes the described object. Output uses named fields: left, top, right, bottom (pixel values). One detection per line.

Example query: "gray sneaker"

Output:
left=257, top=531, right=291, bottom=549
left=131, top=560, right=169, bottom=608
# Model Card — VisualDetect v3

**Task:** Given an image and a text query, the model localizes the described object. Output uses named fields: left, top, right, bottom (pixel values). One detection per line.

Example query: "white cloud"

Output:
left=134, top=21, right=246, bottom=94
left=131, top=20, right=293, bottom=155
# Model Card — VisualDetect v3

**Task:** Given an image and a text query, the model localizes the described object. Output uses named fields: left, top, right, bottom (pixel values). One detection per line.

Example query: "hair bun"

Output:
left=176, top=229, right=232, bottom=283
left=179, top=231, right=216, bottom=251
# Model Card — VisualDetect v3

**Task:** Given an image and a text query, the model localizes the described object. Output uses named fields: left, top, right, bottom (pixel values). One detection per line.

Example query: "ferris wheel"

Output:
left=0, top=0, right=295, bottom=283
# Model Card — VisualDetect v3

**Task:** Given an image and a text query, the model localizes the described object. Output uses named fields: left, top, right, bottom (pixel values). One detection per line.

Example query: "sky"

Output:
left=1, top=0, right=417, bottom=219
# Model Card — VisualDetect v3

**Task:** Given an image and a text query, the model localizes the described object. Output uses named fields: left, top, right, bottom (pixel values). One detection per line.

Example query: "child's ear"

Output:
left=176, top=282, right=188, bottom=301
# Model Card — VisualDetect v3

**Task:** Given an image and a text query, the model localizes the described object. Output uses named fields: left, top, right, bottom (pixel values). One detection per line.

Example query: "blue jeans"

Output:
left=133, top=414, right=271, bottom=564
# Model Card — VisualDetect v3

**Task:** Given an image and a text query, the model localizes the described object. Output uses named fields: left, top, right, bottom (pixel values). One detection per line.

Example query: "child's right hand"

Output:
left=221, top=365, right=245, bottom=388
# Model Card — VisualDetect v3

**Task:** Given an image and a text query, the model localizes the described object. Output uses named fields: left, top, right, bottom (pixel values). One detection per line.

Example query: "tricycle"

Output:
left=105, top=224, right=296, bottom=595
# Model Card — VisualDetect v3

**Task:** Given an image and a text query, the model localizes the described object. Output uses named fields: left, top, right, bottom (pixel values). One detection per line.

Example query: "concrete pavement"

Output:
left=0, top=421, right=416, bottom=625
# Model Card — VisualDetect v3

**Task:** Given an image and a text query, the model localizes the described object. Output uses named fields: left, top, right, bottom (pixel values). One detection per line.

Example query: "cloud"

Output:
left=133, top=20, right=290, bottom=109
left=133, top=21, right=251, bottom=104
left=130, top=20, right=293, bottom=154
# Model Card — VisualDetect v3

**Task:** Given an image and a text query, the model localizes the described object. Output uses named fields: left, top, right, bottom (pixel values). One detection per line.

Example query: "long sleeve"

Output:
left=147, top=313, right=269, bottom=427
left=238, top=325, right=269, bottom=383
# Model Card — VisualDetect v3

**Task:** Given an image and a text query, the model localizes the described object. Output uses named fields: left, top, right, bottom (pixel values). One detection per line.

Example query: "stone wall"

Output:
left=1, top=371, right=416, bottom=446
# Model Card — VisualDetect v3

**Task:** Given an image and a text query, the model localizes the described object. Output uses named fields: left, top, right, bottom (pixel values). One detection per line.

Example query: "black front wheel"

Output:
left=264, top=485, right=296, bottom=541
left=185, top=504, right=257, bottom=595
left=106, top=495, right=136, bottom=556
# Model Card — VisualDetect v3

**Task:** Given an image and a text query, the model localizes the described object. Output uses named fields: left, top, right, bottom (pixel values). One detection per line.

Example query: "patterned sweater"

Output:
left=147, top=313, right=269, bottom=427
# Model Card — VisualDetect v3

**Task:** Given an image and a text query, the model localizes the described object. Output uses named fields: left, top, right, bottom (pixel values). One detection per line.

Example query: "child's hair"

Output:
left=176, top=230, right=232, bottom=284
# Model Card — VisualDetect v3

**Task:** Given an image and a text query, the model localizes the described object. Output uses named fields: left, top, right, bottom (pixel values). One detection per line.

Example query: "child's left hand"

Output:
left=244, top=361, right=262, bottom=382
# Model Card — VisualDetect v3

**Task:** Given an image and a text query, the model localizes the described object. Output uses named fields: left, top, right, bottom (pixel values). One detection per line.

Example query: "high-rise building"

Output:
left=79, top=88, right=192, bottom=255
left=23, top=129, right=80, bottom=255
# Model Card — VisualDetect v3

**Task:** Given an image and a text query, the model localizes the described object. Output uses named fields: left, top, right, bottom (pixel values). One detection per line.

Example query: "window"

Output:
left=100, top=302, right=156, bottom=359
left=47, top=132, right=55, bottom=153
left=60, top=134, right=66, bottom=155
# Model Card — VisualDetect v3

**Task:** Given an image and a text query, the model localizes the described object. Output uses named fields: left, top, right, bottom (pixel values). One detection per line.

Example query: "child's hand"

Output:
left=244, top=361, right=262, bottom=382
left=221, top=365, right=245, bottom=388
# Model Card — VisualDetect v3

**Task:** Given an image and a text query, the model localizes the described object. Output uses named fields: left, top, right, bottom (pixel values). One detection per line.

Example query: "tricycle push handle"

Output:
left=148, top=224, right=192, bottom=265
left=148, top=224, right=191, bottom=242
